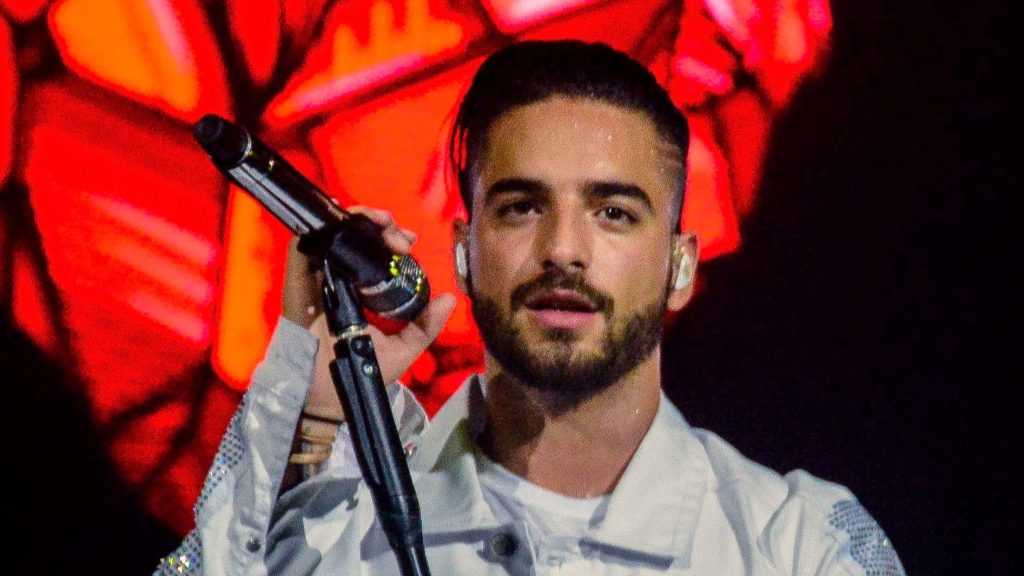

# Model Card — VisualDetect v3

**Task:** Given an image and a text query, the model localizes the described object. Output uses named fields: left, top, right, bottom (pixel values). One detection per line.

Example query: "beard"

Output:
left=471, top=269, right=666, bottom=409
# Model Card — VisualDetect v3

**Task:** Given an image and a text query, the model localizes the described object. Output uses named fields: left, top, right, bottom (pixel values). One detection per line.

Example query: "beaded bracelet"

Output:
left=288, top=415, right=341, bottom=475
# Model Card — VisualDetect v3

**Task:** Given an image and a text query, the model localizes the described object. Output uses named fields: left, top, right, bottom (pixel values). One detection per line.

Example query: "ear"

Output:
left=452, top=218, right=470, bottom=295
left=667, top=231, right=699, bottom=312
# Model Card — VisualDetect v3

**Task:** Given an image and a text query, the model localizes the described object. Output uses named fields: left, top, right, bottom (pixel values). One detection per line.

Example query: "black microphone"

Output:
left=193, top=114, right=429, bottom=322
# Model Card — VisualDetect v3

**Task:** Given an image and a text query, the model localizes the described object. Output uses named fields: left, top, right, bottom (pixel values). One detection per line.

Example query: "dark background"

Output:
left=666, top=1, right=1012, bottom=575
left=1, top=0, right=1012, bottom=574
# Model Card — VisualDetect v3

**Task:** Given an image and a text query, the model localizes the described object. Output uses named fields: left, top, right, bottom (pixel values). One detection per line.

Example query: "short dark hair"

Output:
left=449, top=40, right=689, bottom=228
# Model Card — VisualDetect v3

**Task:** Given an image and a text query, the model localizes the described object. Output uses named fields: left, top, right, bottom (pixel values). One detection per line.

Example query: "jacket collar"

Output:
left=410, top=376, right=500, bottom=530
left=586, top=392, right=708, bottom=565
left=408, top=375, right=709, bottom=566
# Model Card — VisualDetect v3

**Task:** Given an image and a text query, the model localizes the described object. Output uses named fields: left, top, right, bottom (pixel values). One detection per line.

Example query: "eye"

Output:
left=598, top=206, right=637, bottom=225
left=497, top=200, right=540, bottom=218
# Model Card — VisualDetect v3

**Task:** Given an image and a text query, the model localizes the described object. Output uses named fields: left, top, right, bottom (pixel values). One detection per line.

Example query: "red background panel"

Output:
left=47, top=0, right=231, bottom=121
left=21, top=81, right=224, bottom=420
left=0, top=17, right=14, bottom=186
left=227, top=0, right=281, bottom=86
left=0, top=0, right=49, bottom=22
left=264, top=0, right=488, bottom=126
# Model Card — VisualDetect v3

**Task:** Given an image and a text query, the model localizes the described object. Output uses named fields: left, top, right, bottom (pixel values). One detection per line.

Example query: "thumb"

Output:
left=376, top=294, right=456, bottom=383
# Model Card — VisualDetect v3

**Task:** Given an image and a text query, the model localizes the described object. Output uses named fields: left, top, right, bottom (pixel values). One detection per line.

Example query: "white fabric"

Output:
left=155, top=318, right=905, bottom=576
left=477, top=450, right=611, bottom=570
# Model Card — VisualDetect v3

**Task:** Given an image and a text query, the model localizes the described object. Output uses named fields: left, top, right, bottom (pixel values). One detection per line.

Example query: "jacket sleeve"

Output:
left=765, top=470, right=907, bottom=576
left=153, top=318, right=427, bottom=576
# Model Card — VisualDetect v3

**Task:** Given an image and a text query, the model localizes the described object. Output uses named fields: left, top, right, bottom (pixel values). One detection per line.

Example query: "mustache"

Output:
left=509, top=268, right=613, bottom=316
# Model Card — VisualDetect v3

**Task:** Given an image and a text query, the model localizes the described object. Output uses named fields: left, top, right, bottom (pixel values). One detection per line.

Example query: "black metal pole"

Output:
left=319, top=256, right=432, bottom=576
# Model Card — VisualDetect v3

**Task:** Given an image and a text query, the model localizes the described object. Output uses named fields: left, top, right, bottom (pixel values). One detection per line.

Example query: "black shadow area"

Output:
left=0, top=320, right=179, bottom=575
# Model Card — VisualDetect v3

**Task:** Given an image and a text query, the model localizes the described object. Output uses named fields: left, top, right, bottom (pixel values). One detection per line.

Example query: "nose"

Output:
left=538, top=207, right=592, bottom=273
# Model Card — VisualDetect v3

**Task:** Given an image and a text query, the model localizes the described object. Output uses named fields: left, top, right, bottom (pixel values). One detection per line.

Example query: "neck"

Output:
left=477, top=348, right=662, bottom=498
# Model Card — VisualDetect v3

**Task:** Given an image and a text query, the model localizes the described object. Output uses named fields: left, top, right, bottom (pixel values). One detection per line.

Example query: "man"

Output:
left=157, top=41, right=905, bottom=575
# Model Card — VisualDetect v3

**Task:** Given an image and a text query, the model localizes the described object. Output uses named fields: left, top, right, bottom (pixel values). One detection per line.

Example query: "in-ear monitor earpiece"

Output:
left=455, top=243, right=468, bottom=277
left=674, top=253, right=693, bottom=290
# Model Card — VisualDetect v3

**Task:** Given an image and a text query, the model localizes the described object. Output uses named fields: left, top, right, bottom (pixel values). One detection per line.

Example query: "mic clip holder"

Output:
left=302, top=228, right=433, bottom=576
left=297, top=214, right=394, bottom=291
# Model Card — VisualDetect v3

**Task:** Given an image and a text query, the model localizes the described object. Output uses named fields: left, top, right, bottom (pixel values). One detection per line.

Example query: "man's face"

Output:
left=462, top=96, right=687, bottom=403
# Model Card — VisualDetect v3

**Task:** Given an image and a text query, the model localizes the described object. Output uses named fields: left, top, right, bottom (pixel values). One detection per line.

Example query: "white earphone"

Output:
left=455, top=243, right=468, bottom=278
left=673, top=253, right=694, bottom=290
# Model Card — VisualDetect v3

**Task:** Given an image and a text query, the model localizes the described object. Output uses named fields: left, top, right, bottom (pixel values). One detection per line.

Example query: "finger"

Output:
left=348, top=206, right=416, bottom=254
left=347, top=206, right=394, bottom=227
left=394, top=293, right=456, bottom=359
left=380, top=226, right=414, bottom=255
left=283, top=238, right=324, bottom=326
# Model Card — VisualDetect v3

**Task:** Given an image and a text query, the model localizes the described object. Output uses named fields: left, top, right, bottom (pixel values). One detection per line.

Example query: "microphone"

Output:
left=193, top=114, right=429, bottom=322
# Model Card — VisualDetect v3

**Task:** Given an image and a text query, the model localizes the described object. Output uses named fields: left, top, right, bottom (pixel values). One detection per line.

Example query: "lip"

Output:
left=523, top=288, right=598, bottom=310
left=519, top=287, right=603, bottom=330
left=525, top=308, right=599, bottom=330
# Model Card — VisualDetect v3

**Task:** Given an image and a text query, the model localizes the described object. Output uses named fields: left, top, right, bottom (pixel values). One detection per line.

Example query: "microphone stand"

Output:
left=190, top=113, right=431, bottom=573
left=309, top=232, right=432, bottom=576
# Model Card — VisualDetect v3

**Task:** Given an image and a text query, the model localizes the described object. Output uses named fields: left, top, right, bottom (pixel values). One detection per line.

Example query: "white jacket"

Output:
left=156, top=319, right=905, bottom=575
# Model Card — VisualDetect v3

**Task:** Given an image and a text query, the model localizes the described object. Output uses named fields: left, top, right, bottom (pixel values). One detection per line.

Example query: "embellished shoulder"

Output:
left=771, top=471, right=906, bottom=576
left=689, top=428, right=904, bottom=576
left=821, top=497, right=905, bottom=576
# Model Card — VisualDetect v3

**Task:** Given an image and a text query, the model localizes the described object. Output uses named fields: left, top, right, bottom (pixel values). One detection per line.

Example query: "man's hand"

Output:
left=283, top=207, right=456, bottom=422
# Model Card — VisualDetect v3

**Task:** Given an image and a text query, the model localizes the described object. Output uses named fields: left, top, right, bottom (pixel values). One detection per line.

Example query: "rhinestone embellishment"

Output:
left=827, top=500, right=906, bottom=576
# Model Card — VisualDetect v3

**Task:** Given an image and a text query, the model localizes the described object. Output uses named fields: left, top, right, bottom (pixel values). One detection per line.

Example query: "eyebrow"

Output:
left=484, top=178, right=549, bottom=201
left=586, top=181, right=654, bottom=212
left=484, top=178, right=654, bottom=212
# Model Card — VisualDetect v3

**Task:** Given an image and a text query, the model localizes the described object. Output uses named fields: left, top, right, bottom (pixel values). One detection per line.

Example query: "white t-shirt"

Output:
left=477, top=451, right=611, bottom=571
